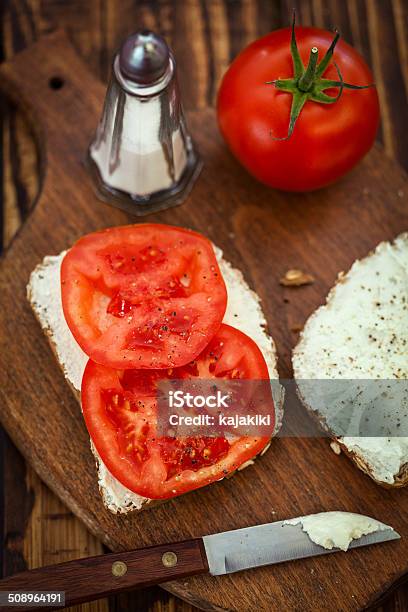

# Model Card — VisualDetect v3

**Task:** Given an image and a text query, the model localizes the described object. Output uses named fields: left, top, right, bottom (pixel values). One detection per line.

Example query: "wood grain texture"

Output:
left=0, top=539, right=208, bottom=609
left=23, top=470, right=109, bottom=612
left=0, top=30, right=408, bottom=612
left=0, top=2, right=408, bottom=611
left=0, top=81, right=109, bottom=612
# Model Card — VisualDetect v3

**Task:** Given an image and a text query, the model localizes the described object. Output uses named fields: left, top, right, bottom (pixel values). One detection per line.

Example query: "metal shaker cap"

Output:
left=119, top=31, right=170, bottom=85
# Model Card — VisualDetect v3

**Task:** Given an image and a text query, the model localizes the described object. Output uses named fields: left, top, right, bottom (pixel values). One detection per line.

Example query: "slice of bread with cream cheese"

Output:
left=28, top=245, right=283, bottom=513
left=293, top=234, right=408, bottom=487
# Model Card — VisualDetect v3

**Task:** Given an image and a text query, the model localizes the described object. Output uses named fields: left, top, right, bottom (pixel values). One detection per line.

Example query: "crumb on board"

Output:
left=237, top=459, right=255, bottom=471
left=280, top=269, right=315, bottom=287
left=330, top=440, right=342, bottom=455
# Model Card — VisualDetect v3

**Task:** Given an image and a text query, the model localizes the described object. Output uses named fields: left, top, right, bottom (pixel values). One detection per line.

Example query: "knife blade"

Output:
left=0, top=512, right=399, bottom=610
left=202, top=512, right=400, bottom=575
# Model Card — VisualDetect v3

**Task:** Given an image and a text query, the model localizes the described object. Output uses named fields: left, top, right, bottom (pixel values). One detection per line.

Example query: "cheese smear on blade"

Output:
left=28, top=244, right=282, bottom=513
left=284, top=511, right=392, bottom=552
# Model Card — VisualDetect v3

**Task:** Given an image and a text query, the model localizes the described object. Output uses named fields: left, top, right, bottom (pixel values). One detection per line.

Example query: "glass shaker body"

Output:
left=88, top=50, right=201, bottom=215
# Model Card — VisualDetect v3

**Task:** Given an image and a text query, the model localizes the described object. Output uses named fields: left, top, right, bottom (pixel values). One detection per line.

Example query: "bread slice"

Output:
left=293, top=234, right=408, bottom=487
left=27, top=245, right=283, bottom=513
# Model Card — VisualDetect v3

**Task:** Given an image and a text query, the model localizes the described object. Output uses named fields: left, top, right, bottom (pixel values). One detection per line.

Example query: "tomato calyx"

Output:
left=266, top=11, right=375, bottom=140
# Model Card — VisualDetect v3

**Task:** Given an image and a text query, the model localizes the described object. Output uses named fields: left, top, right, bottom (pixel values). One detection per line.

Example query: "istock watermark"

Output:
left=156, top=379, right=408, bottom=439
left=168, top=412, right=272, bottom=429
left=168, top=389, right=231, bottom=409
left=157, top=379, right=276, bottom=437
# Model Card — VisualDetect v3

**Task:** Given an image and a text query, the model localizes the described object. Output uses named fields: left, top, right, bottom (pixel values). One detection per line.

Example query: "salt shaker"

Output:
left=88, top=30, right=202, bottom=215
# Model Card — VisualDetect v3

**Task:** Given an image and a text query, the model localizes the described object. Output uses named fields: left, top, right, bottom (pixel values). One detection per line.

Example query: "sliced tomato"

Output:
left=81, top=324, right=274, bottom=499
left=61, top=224, right=227, bottom=369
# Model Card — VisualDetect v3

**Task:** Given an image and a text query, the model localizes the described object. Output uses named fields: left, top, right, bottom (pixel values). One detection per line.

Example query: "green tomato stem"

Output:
left=298, top=47, right=319, bottom=92
left=267, top=12, right=376, bottom=140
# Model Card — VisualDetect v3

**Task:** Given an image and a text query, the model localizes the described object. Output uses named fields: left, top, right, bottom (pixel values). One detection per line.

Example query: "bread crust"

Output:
left=295, top=385, right=408, bottom=488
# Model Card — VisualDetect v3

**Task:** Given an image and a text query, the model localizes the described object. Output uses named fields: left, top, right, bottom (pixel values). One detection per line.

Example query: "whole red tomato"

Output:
left=217, top=22, right=380, bottom=192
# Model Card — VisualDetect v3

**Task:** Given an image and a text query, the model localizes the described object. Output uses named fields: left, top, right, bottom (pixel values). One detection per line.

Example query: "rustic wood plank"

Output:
left=23, top=468, right=109, bottom=612
left=392, top=0, right=408, bottom=100
left=371, top=0, right=408, bottom=167
left=0, top=431, right=33, bottom=578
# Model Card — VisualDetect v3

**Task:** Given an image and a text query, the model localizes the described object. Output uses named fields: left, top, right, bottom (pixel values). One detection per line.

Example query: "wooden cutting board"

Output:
left=1, top=30, right=408, bottom=612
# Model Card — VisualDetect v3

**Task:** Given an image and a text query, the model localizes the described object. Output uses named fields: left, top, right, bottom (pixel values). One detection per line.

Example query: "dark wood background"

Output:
left=0, top=1, right=407, bottom=611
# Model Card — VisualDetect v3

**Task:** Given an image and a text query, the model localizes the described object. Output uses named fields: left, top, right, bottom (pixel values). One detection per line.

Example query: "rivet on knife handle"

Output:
left=111, top=561, right=127, bottom=577
left=162, top=551, right=178, bottom=567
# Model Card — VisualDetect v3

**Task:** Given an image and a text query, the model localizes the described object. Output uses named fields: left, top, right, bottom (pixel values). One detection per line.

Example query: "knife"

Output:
left=0, top=512, right=399, bottom=610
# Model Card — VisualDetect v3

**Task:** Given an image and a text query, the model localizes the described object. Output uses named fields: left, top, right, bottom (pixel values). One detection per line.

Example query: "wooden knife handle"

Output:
left=0, top=539, right=209, bottom=610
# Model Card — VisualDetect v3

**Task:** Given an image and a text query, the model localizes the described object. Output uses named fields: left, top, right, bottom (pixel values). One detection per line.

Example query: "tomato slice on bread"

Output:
left=61, top=224, right=227, bottom=369
left=81, top=324, right=273, bottom=499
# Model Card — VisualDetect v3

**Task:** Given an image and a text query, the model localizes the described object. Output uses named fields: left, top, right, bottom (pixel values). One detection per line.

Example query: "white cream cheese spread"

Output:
left=284, top=511, right=393, bottom=551
left=293, top=234, right=408, bottom=485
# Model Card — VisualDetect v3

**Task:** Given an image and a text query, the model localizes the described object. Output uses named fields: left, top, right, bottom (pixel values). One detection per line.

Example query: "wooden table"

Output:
left=0, top=1, right=407, bottom=611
